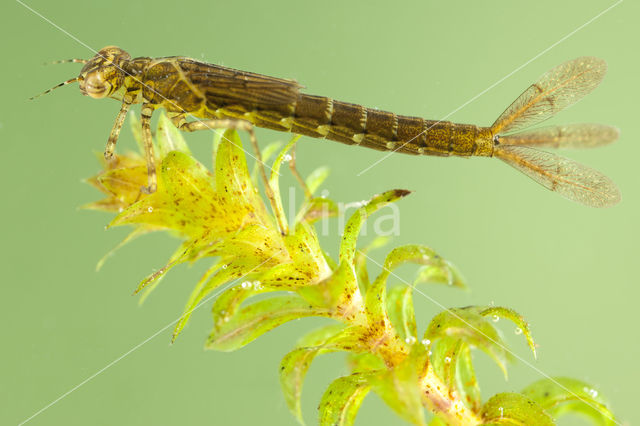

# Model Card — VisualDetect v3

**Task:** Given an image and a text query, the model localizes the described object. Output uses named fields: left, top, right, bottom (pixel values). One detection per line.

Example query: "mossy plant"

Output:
left=84, top=112, right=616, bottom=425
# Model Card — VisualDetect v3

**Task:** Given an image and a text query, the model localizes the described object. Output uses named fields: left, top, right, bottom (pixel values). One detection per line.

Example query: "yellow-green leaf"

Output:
left=206, top=295, right=330, bottom=351
left=298, top=261, right=360, bottom=317
left=521, top=377, right=616, bottom=425
left=366, top=244, right=451, bottom=336
left=156, top=112, right=191, bottom=157
left=267, top=135, right=301, bottom=234
left=369, top=344, right=428, bottom=426
left=211, top=281, right=271, bottom=329
left=318, top=373, right=374, bottom=426
left=347, top=353, right=386, bottom=374
left=339, top=189, right=411, bottom=265
left=305, top=166, right=330, bottom=196
left=425, top=307, right=510, bottom=378
left=386, top=285, right=417, bottom=344
left=280, top=324, right=357, bottom=425
left=296, top=197, right=339, bottom=224
left=481, top=393, right=554, bottom=425
left=468, top=306, right=536, bottom=359
left=251, top=140, right=282, bottom=186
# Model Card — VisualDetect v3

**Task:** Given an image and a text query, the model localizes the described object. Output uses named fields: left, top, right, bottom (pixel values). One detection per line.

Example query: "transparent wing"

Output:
left=178, top=58, right=302, bottom=109
left=494, top=145, right=620, bottom=207
left=497, top=124, right=619, bottom=149
left=491, top=57, right=607, bottom=135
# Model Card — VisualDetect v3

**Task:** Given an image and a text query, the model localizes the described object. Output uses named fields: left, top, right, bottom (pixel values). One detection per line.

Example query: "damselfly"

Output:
left=36, top=46, right=620, bottom=207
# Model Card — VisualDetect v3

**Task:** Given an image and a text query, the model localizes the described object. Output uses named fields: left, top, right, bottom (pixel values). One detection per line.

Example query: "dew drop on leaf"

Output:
left=583, top=387, right=598, bottom=398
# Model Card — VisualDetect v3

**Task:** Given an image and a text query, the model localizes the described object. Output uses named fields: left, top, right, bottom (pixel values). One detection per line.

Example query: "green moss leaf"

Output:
left=298, top=261, right=360, bottom=318
left=206, top=295, right=330, bottom=351
left=267, top=135, right=301, bottom=234
left=481, top=393, right=554, bottom=425
left=280, top=324, right=360, bottom=425
left=211, top=281, right=271, bottom=330
left=339, top=189, right=411, bottom=265
left=367, top=244, right=452, bottom=342
left=296, top=197, right=339, bottom=224
left=296, top=324, right=348, bottom=348
left=215, top=129, right=271, bottom=229
left=354, top=236, right=389, bottom=292
left=251, top=141, right=282, bottom=186
left=413, top=260, right=466, bottom=289
left=284, top=221, right=332, bottom=284
left=428, top=416, right=448, bottom=426
left=347, top=352, right=387, bottom=374
left=387, top=285, right=417, bottom=344
left=456, top=343, right=482, bottom=412
left=425, top=307, right=510, bottom=378
left=429, top=337, right=481, bottom=412
left=467, top=306, right=536, bottom=358
left=369, top=344, right=428, bottom=426
left=318, top=373, right=374, bottom=426
left=156, top=112, right=191, bottom=157
left=521, top=377, right=616, bottom=425
left=305, top=166, right=330, bottom=196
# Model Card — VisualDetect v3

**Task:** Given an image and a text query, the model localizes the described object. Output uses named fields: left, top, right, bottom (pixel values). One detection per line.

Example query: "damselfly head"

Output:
left=31, top=46, right=131, bottom=101
left=77, top=46, right=130, bottom=99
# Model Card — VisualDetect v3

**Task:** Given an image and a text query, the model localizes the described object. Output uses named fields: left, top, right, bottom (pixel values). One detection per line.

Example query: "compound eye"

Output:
left=85, top=73, right=111, bottom=99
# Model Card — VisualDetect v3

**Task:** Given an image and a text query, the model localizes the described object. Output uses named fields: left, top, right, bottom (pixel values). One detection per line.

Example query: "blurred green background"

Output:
left=3, top=0, right=637, bottom=424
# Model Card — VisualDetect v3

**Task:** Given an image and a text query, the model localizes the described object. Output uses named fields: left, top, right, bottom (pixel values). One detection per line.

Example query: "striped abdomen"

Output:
left=210, top=94, right=494, bottom=158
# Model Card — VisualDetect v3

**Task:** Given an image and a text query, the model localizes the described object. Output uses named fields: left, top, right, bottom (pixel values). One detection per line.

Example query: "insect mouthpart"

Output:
left=80, top=73, right=112, bottom=99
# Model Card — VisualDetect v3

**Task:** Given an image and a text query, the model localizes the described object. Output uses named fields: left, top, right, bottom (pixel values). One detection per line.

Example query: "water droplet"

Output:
left=405, top=336, right=417, bottom=345
left=514, top=327, right=523, bottom=335
left=428, top=350, right=432, bottom=356
left=283, top=154, right=292, bottom=162
left=221, top=264, right=228, bottom=269
left=241, top=281, right=250, bottom=289
left=118, top=207, right=124, bottom=213
left=492, top=315, right=500, bottom=322
left=584, top=387, right=598, bottom=398
left=253, top=281, right=263, bottom=290
left=147, top=206, right=153, bottom=213
left=421, top=338, right=431, bottom=347
left=499, top=407, right=504, bottom=418
left=444, top=356, right=451, bottom=364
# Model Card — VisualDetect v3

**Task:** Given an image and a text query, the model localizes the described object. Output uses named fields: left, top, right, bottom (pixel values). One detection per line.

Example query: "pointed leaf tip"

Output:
left=319, top=373, right=373, bottom=426
left=521, top=377, right=616, bottom=425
